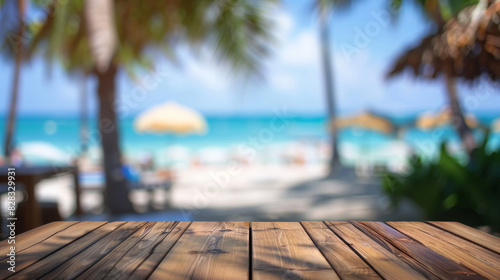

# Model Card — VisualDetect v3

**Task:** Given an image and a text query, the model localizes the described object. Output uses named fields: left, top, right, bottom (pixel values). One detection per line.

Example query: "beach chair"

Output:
left=78, top=166, right=173, bottom=213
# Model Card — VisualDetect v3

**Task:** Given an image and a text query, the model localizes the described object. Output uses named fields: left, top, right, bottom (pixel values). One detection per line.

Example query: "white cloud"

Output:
left=270, top=73, right=296, bottom=91
left=279, top=30, right=320, bottom=67
left=273, top=8, right=294, bottom=41
left=265, top=23, right=322, bottom=96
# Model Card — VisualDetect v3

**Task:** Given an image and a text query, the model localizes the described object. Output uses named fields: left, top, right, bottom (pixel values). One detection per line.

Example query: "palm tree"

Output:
left=1, top=0, right=26, bottom=159
left=315, top=0, right=360, bottom=174
left=28, top=0, right=275, bottom=214
left=80, top=72, right=89, bottom=154
left=387, top=0, right=498, bottom=154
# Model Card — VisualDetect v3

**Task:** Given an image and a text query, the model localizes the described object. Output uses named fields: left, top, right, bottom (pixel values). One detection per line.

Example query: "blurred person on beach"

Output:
left=138, top=153, right=155, bottom=171
left=122, top=157, right=141, bottom=186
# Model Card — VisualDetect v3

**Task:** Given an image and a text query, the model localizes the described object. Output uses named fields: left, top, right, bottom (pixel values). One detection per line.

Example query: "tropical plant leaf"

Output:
left=382, top=135, right=500, bottom=231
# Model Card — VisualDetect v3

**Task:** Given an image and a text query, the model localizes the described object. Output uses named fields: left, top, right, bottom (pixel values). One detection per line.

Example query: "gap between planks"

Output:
left=301, top=221, right=383, bottom=280
left=4, top=221, right=499, bottom=280
left=425, top=221, right=500, bottom=255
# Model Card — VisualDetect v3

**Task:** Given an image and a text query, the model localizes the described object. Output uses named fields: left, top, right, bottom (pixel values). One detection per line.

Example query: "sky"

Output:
left=1, top=0, right=499, bottom=118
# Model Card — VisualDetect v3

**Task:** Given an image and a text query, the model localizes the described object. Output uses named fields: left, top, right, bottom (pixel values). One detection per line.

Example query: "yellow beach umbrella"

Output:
left=134, top=102, right=207, bottom=134
left=416, top=108, right=478, bottom=130
left=334, top=111, right=394, bottom=134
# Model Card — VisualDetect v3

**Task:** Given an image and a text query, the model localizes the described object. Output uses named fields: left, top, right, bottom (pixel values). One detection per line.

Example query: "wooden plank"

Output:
left=103, top=221, right=182, bottom=279
left=388, top=222, right=500, bottom=280
left=129, top=222, right=190, bottom=279
left=10, top=222, right=124, bottom=279
left=428, top=221, right=500, bottom=254
left=0, top=221, right=79, bottom=258
left=358, top=222, right=486, bottom=280
left=40, top=221, right=147, bottom=280
left=301, top=221, right=381, bottom=280
left=252, top=222, right=339, bottom=280
left=325, top=221, right=429, bottom=280
left=0, top=221, right=105, bottom=278
left=75, top=221, right=159, bottom=279
left=149, top=222, right=250, bottom=280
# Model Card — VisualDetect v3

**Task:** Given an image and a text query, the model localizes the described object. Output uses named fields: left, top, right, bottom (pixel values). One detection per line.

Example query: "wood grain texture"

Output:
left=10, top=222, right=124, bottom=279
left=128, top=222, right=190, bottom=280
left=4, top=221, right=500, bottom=279
left=40, top=221, right=147, bottom=280
left=428, top=221, right=500, bottom=254
left=104, top=221, right=180, bottom=279
left=252, top=222, right=340, bottom=280
left=358, top=222, right=486, bottom=280
left=326, top=221, right=428, bottom=280
left=76, top=221, right=159, bottom=279
left=388, top=222, right=500, bottom=280
left=301, top=221, right=381, bottom=280
left=0, top=221, right=104, bottom=278
left=149, top=222, right=250, bottom=280
left=0, top=221, right=78, bottom=258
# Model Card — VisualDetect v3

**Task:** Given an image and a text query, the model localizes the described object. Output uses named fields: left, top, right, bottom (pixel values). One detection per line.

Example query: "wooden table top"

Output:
left=1, top=221, right=499, bottom=279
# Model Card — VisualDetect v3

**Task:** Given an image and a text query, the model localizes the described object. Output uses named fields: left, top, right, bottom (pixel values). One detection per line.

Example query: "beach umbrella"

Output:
left=134, top=102, right=207, bottom=134
left=333, top=111, right=394, bottom=134
left=416, top=107, right=478, bottom=130
left=333, top=111, right=395, bottom=166
left=493, top=117, right=500, bottom=132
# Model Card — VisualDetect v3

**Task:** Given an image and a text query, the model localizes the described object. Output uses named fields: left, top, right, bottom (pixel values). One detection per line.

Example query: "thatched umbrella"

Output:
left=386, top=0, right=500, bottom=153
left=493, top=117, right=500, bottom=132
left=333, top=110, right=396, bottom=164
left=334, top=111, right=394, bottom=134
left=416, top=107, right=479, bottom=130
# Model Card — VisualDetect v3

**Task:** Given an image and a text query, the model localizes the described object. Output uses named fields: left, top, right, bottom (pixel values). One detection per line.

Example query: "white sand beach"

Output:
left=31, top=163, right=422, bottom=222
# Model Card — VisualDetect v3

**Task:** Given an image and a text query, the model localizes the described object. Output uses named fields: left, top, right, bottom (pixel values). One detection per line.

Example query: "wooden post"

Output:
left=73, top=166, right=83, bottom=216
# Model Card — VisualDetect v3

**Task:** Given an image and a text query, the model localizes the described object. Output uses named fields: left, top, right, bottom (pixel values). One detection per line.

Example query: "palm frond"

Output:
left=387, top=0, right=500, bottom=82
left=27, top=0, right=276, bottom=79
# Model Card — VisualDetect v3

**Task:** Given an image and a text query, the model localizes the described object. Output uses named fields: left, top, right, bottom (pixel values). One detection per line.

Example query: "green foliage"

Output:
left=0, top=0, right=21, bottom=58
left=383, top=133, right=500, bottom=232
left=389, top=0, right=479, bottom=22
left=27, top=0, right=276, bottom=78
left=441, top=0, right=479, bottom=19
left=317, top=0, right=359, bottom=12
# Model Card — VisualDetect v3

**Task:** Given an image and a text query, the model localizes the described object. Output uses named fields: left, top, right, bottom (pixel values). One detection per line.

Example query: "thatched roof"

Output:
left=493, top=117, right=500, bottom=132
left=416, top=107, right=479, bottom=130
left=333, top=110, right=395, bottom=134
left=387, top=0, right=500, bottom=82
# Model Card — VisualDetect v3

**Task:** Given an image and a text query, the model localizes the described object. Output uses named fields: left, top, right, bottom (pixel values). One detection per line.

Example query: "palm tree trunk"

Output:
left=3, top=0, right=25, bottom=159
left=319, top=11, right=341, bottom=172
left=80, top=72, right=89, bottom=154
left=95, top=64, right=135, bottom=214
left=444, top=71, right=476, bottom=154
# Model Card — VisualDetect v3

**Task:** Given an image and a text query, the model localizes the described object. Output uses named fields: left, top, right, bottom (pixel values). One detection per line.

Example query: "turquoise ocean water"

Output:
left=1, top=114, right=499, bottom=166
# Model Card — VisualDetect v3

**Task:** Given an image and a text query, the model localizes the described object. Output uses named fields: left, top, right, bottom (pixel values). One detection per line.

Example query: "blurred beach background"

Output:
left=1, top=0, right=500, bottom=231
left=1, top=114, right=500, bottom=167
